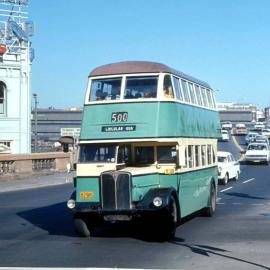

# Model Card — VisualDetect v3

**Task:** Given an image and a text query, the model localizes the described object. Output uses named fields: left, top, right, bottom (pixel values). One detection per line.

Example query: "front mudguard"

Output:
left=137, top=187, right=180, bottom=223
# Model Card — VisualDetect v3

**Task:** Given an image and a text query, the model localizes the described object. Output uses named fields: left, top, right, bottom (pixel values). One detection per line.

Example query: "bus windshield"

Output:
left=80, top=144, right=116, bottom=163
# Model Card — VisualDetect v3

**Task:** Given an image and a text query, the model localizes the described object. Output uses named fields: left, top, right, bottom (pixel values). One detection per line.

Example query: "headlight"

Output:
left=153, top=197, right=163, bottom=207
left=67, top=199, right=76, bottom=209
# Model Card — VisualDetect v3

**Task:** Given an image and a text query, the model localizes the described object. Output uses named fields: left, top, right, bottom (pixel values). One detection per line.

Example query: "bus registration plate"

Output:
left=80, top=192, right=94, bottom=199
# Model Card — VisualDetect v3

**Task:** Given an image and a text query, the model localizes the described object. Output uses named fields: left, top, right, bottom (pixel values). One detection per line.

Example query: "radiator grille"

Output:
left=100, top=171, right=132, bottom=210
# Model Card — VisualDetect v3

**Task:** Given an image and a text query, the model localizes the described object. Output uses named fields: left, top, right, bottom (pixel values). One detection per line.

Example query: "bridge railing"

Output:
left=0, top=152, right=71, bottom=176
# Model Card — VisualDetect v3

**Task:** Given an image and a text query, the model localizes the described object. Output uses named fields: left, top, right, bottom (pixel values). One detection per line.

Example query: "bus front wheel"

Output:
left=158, top=195, right=178, bottom=241
left=74, top=218, right=91, bottom=237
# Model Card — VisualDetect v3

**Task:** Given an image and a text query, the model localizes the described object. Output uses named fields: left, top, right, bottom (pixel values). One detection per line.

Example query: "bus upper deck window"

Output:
left=163, top=75, right=174, bottom=99
left=124, top=76, right=158, bottom=99
left=89, top=78, right=121, bottom=101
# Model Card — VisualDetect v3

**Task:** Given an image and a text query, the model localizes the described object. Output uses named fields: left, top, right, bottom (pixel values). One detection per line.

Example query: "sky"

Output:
left=29, top=0, right=270, bottom=109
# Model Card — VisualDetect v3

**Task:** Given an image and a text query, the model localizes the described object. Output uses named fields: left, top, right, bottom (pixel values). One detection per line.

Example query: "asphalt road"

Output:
left=0, top=138, right=270, bottom=269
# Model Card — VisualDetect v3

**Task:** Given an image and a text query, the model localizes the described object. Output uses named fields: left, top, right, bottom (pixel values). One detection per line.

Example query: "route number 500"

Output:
left=111, top=112, right=128, bottom=123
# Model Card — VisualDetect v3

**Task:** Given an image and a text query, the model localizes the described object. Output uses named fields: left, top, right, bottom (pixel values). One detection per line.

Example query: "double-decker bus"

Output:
left=67, top=61, right=221, bottom=240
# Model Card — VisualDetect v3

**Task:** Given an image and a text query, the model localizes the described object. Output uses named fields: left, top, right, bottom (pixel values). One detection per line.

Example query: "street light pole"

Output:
left=33, top=93, right=38, bottom=153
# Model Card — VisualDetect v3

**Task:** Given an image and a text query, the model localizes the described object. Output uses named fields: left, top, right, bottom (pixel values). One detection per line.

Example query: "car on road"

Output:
left=217, top=151, right=241, bottom=185
left=221, top=121, right=233, bottom=130
left=261, top=129, right=270, bottom=138
left=245, top=142, right=270, bottom=164
left=245, top=132, right=258, bottom=145
left=219, top=129, right=229, bottom=141
left=235, top=123, right=247, bottom=135
left=254, top=123, right=265, bottom=130
left=254, top=135, right=269, bottom=145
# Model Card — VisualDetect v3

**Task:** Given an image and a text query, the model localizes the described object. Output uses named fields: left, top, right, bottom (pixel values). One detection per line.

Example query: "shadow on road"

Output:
left=17, top=202, right=77, bottom=237
left=225, top=192, right=270, bottom=201
left=17, top=203, right=204, bottom=241
left=170, top=237, right=270, bottom=270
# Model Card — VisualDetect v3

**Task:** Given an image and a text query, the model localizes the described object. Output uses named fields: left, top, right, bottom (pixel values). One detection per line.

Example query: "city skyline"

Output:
left=29, top=0, right=270, bottom=108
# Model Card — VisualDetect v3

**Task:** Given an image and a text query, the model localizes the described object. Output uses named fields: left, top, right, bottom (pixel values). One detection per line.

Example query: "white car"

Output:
left=245, top=132, right=258, bottom=145
left=220, top=130, right=229, bottom=141
left=253, top=135, right=269, bottom=145
left=218, top=151, right=241, bottom=185
left=245, top=143, right=270, bottom=164
left=221, top=122, right=233, bottom=130
left=261, top=129, right=270, bottom=138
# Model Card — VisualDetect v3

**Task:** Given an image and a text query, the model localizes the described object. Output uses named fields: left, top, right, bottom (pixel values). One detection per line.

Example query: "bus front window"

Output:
left=80, top=144, right=116, bottom=163
left=89, top=78, right=121, bottom=101
left=135, top=146, right=154, bottom=165
left=117, top=145, right=132, bottom=164
left=124, top=76, right=158, bottom=99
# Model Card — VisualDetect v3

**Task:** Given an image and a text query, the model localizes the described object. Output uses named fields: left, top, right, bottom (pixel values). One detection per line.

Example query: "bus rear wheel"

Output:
left=204, top=183, right=216, bottom=217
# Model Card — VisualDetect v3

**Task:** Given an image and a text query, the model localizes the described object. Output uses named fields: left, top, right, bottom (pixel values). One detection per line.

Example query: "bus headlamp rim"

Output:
left=153, top=196, right=163, bottom=207
left=67, top=199, right=76, bottom=209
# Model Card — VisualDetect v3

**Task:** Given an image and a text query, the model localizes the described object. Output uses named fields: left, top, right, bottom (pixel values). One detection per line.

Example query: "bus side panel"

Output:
left=158, top=103, right=220, bottom=138
left=158, top=174, right=178, bottom=193
left=196, top=167, right=217, bottom=209
left=179, top=167, right=217, bottom=218
left=76, top=177, right=100, bottom=203
left=179, top=171, right=199, bottom=217
left=132, top=174, right=160, bottom=202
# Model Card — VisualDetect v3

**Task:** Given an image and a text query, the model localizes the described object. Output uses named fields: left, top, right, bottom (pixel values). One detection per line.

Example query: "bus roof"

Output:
left=89, top=61, right=212, bottom=89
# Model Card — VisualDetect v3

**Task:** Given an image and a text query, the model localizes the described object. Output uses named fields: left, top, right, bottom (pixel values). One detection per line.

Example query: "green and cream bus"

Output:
left=67, top=61, right=221, bottom=240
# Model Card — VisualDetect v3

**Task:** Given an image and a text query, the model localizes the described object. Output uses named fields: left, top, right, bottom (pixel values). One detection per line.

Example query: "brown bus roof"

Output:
left=89, top=61, right=212, bottom=89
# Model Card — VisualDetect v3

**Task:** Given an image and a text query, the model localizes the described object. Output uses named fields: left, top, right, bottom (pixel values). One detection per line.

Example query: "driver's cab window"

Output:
left=135, top=146, right=154, bottom=165
left=117, top=145, right=131, bottom=164
left=157, top=146, right=176, bottom=163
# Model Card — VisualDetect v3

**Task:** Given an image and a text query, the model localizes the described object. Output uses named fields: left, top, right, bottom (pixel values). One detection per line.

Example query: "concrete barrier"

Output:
left=0, top=152, right=71, bottom=180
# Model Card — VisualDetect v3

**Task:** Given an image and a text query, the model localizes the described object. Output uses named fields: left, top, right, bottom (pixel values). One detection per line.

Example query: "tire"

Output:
left=222, top=173, right=229, bottom=185
left=157, top=195, right=178, bottom=241
left=74, top=218, right=90, bottom=237
left=205, top=183, right=216, bottom=217
left=235, top=171, right=240, bottom=181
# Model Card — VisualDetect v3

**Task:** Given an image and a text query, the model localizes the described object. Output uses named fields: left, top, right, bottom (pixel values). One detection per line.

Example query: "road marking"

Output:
left=231, top=134, right=245, bottom=161
left=251, top=203, right=264, bottom=206
left=232, top=202, right=242, bottom=205
left=243, top=178, right=255, bottom=184
left=217, top=202, right=225, bottom=204
left=220, top=186, right=233, bottom=193
left=217, top=197, right=221, bottom=202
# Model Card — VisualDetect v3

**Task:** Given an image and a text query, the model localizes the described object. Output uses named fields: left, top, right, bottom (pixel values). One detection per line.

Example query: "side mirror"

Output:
left=177, top=145, right=186, bottom=167
left=240, top=150, right=246, bottom=154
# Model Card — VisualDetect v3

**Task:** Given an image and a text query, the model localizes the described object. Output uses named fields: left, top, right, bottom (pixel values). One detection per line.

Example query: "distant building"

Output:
left=31, top=107, right=82, bottom=152
left=217, top=103, right=257, bottom=125
left=0, top=0, right=34, bottom=154
left=264, top=106, right=270, bottom=122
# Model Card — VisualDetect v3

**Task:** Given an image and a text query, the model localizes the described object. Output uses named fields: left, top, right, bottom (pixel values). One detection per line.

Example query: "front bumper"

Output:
left=69, top=201, right=171, bottom=222
left=245, top=156, right=268, bottom=163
